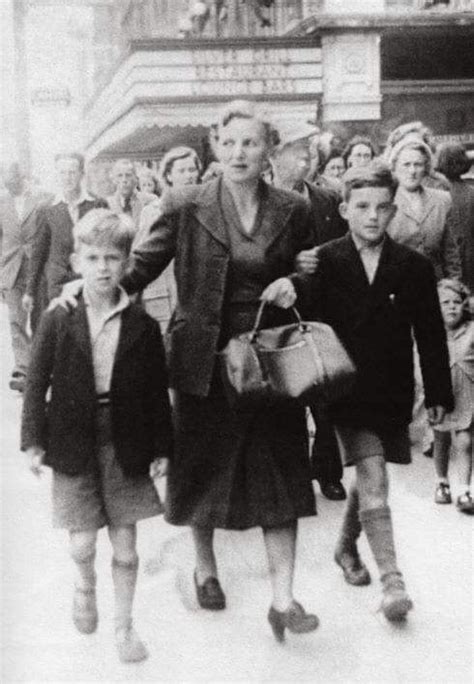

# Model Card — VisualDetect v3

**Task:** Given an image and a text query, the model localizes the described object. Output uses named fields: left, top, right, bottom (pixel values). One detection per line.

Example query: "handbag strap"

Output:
left=251, top=301, right=304, bottom=342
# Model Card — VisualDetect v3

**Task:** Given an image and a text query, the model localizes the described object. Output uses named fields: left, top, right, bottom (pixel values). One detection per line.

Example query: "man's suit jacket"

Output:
left=26, top=196, right=107, bottom=301
left=388, top=186, right=461, bottom=280
left=106, top=190, right=155, bottom=230
left=300, top=234, right=453, bottom=429
left=303, top=181, right=348, bottom=246
left=122, top=177, right=314, bottom=397
left=21, top=298, right=173, bottom=476
left=0, top=190, right=52, bottom=290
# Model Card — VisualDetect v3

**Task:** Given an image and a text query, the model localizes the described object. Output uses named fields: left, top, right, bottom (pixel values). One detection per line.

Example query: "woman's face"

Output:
left=323, top=156, right=345, bottom=179
left=347, top=144, right=373, bottom=168
left=139, top=176, right=157, bottom=194
left=217, top=117, right=269, bottom=184
left=394, top=148, right=427, bottom=191
left=167, top=155, right=200, bottom=188
left=439, top=290, right=464, bottom=330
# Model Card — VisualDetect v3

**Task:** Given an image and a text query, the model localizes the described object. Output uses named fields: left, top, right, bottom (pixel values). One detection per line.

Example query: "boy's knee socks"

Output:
left=359, top=506, right=400, bottom=580
left=337, top=487, right=361, bottom=551
left=112, top=556, right=139, bottom=630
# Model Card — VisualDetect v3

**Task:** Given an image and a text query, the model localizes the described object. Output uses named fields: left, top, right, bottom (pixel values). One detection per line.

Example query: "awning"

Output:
left=96, top=123, right=209, bottom=160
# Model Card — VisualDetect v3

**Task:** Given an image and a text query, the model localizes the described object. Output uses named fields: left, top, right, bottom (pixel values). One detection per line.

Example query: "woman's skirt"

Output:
left=165, top=373, right=316, bottom=530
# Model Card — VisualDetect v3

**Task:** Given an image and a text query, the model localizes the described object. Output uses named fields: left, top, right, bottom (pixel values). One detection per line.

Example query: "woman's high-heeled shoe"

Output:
left=267, top=601, right=319, bottom=642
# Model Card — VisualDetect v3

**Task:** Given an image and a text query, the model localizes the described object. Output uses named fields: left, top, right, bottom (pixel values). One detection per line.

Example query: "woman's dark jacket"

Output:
left=21, top=299, right=173, bottom=476
left=122, top=178, right=314, bottom=397
left=298, top=234, right=454, bottom=429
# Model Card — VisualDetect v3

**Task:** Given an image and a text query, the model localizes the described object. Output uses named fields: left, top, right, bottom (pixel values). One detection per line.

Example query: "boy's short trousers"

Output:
left=334, top=423, right=411, bottom=467
left=52, top=406, right=163, bottom=532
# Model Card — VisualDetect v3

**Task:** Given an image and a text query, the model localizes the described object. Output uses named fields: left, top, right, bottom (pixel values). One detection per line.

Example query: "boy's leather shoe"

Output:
left=194, top=571, right=226, bottom=610
left=434, top=483, right=452, bottom=504
left=115, top=621, right=148, bottom=663
left=320, top=481, right=347, bottom=501
left=9, top=372, right=26, bottom=392
left=457, top=492, right=474, bottom=514
left=72, top=586, right=98, bottom=634
left=380, top=573, right=413, bottom=622
left=334, top=547, right=371, bottom=586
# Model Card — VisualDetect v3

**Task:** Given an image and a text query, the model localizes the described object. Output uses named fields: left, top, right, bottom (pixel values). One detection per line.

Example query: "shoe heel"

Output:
left=267, top=607, right=285, bottom=642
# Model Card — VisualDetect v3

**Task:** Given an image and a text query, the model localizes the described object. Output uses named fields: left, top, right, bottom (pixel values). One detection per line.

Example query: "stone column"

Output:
left=12, top=0, right=32, bottom=175
left=322, top=31, right=382, bottom=122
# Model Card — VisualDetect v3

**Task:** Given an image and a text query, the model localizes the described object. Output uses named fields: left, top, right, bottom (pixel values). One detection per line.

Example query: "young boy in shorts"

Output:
left=21, top=209, right=173, bottom=661
left=297, top=161, right=453, bottom=620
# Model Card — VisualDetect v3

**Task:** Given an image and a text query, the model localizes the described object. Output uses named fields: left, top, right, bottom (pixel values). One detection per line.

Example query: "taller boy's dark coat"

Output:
left=21, top=299, right=173, bottom=476
left=300, top=234, right=453, bottom=429
left=122, top=178, right=314, bottom=397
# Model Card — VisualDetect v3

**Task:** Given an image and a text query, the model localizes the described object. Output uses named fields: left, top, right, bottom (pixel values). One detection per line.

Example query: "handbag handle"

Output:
left=250, top=301, right=306, bottom=342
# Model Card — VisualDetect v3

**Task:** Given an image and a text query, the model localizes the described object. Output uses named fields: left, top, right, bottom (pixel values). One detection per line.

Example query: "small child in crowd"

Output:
left=299, top=161, right=453, bottom=621
left=433, top=279, right=474, bottom=513
left=21, top=209, right=173, bottom=662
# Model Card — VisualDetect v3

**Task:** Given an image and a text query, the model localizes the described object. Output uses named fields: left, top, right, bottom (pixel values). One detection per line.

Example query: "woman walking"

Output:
left=122, top=101, right=318, bottom=641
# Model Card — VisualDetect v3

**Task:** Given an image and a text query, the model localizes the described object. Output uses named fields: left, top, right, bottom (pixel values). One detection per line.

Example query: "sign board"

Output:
left=31, top=88, right=71, bottom=106
left=432, top=132, right=474, bottom=146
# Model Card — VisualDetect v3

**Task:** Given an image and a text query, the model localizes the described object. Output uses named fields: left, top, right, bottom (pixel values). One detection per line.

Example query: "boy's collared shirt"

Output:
left=83, top=286, right=130, bottom=394
left=351, top=234, right=385, bottom=284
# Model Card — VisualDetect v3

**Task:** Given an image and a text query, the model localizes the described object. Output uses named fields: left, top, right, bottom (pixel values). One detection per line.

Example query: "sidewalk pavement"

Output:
left=1, top=303, right=472, bottom=682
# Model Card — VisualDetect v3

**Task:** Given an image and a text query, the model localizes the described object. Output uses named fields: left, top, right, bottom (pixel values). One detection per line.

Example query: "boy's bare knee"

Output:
left=70, top=530, right=97, bottom=562
left=356, top=456, right=388, bottom=509
left=108, top=525, right=138, bottom=565
left=455, top=430, right=472, bottom=455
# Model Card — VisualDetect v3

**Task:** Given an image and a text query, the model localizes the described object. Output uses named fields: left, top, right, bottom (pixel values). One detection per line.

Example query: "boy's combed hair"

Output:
left=437, top=278, right=471, bottom=323
left=73, top=209, right=135, bottom=255
left=341, top=160, right=398, bottom=201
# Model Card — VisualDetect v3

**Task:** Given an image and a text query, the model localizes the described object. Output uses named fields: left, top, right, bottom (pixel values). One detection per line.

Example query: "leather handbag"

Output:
left=219, top=302, right=356, bottom=407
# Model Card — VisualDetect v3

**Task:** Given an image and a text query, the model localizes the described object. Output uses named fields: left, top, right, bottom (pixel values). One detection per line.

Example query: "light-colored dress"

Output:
left=435, top=320, right=474, bottom=432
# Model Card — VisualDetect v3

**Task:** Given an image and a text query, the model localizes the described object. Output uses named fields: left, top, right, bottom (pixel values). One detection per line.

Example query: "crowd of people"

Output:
left=1, top=100, right=473, bottom=664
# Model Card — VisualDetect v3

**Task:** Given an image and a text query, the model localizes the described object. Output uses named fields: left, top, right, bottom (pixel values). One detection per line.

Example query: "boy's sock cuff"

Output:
left=359, top=505, right=391, bottom=524
left=112, top=556, right=139, bottom=570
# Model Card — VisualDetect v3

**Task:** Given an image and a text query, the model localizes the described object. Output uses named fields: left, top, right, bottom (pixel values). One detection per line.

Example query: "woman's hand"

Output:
left=295, top=247, right=319, bottom=275
left=260, top=278, right=296, bottom=309
left=48, top=279, right=84, bottom=311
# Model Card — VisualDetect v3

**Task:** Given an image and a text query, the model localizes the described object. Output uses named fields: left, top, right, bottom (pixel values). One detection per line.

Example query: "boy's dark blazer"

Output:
left=299, top=233, right=453, bottom=429
left=21, top=298, right=173, bottom=476
left=26, top=197, right=107, bottom=302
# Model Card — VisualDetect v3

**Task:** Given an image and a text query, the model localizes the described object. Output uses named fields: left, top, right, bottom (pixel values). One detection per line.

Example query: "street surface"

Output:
left=1, top=303, right=472, bottom=683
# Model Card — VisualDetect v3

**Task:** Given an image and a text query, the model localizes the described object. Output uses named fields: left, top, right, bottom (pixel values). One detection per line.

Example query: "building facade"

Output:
left=83, top=0, right=473, bottom=173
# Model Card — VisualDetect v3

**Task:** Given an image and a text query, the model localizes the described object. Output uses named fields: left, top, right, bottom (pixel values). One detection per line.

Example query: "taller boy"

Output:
left=297, top=161, right=453, bottom=620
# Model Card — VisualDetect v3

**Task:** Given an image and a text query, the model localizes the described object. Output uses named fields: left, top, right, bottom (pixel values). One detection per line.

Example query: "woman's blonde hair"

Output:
left=388, top=134, right=432, bottom=175
left=214, top=100, right=279, bottom=150
left=159, top=146, right=202, bottom=188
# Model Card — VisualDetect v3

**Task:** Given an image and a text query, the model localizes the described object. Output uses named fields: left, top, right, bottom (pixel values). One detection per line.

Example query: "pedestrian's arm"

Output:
left=412, top=259, right=454, bottom=413
left=441, top=207, right=462, bottom=279
left=21, top=311, right=57, bottom=454
left=121, top=207, right=177, bottom=295
left=26, top=207, right=51, bottom=299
